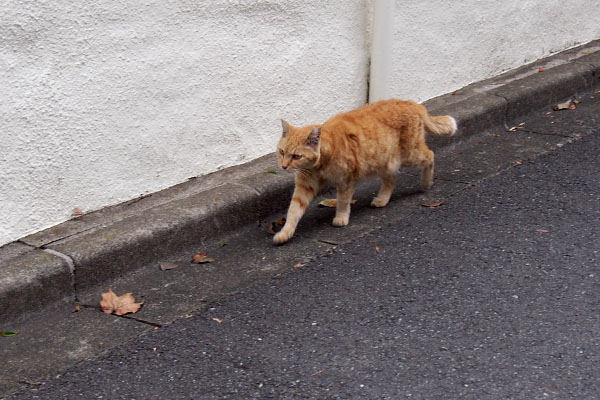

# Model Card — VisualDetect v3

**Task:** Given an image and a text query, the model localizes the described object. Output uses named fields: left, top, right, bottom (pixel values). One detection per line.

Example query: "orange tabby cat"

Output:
left=274, top=99, right=456, bottom=245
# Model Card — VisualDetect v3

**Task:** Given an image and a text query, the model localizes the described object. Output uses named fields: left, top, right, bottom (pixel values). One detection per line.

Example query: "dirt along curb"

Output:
left=1, top=41, right=599, bottom=325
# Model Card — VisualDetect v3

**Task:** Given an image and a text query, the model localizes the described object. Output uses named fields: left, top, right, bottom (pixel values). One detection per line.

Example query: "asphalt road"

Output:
left=8, top=98, right=600, bottom=399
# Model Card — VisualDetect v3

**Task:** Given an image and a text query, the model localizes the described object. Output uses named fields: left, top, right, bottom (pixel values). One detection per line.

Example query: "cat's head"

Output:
left=276, top=120, right=321, bottom=170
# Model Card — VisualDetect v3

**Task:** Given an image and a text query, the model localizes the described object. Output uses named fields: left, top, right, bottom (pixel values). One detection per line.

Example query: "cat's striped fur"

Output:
left=274, top=99, right=456, bottom=245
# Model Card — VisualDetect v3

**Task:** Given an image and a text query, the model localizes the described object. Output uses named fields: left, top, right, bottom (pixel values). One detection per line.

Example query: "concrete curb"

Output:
left=1, top=41, right=599, bottom=324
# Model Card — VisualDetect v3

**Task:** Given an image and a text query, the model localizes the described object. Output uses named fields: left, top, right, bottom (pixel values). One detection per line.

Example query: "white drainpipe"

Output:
left=369, top=0, right=395, bottom=103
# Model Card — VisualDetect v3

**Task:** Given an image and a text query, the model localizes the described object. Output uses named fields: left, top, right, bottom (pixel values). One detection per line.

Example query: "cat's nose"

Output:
left=282, top=164, right=288, bottom=169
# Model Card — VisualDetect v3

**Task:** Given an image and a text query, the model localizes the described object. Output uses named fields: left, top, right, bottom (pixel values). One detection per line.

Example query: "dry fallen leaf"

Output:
left=421, top=201, right=444, bottom=208
left=582, top=49, right=597, bottom=55
left=538, top=67, right=544, bottom=72
left=17, top=379, right=41, bottom=386
left=553, top=99, right=575, bottom=111
left=192, top=252, right=215, bottom=264
left=509, top=122, right=527, bottom=132
left=71, top=208, right=84, bottom=217
left=269, top=218, right=287, bottom=235
left=212, top=317, right=223, bottom=324
left=268, top=223, right=278, bottom=235
left=573, top=99, right=581, bottom=104
left=72, top=305, right=81, bottom=313
left=319, top=198, right=337, bottom=207
left=375, top=246, right=381, bottom=253
left=159, top=262, right=178, bottom=271
left=100, top=289, right=143, bottom=316
left=318, top=198, right=357, bottom=207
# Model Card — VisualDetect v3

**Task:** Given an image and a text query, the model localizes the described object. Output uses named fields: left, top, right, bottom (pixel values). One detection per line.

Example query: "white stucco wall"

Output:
left=0, top=1, right=369, bottom=245
left=388, top=0, right=600, bottom=102
left=1, top=1, right=599, bottom=246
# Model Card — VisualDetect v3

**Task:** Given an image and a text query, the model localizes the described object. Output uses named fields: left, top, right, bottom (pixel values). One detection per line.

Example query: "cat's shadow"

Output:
left=292, top=170, right=426, bottom=240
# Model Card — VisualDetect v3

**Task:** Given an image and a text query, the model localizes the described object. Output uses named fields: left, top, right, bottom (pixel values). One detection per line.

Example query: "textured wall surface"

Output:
left=388, top=0, right=600, bottom=102
left=1, top=1, right=599, bottom=246
left=0, top=1, right=369, bottom=245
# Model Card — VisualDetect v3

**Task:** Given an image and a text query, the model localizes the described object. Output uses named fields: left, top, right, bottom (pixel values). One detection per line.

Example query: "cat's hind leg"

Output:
left=419, top=149, right=435, bottom=190
left=402, top=146, right=435, bottom=190
left=333, top=182, right=355, bottom=226
left=371, top=171, right=397, bottom=207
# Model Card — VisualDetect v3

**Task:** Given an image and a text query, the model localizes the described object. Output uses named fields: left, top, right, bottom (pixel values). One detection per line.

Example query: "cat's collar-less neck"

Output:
left=297, top=167, right=316, bottom=179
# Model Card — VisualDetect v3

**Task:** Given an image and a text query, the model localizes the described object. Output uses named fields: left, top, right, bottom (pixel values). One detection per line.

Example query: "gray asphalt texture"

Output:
left=8, top=100, right=600, bottom=399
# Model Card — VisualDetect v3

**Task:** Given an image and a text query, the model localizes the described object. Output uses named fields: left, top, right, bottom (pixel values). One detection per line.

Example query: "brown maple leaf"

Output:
left=100, top=289, right=143, bottom=316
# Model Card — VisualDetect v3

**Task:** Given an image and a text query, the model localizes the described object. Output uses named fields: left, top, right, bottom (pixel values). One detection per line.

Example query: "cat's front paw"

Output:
left=273, top=229, right=293, bottom=245
left=332, top=216, right=349, bottom=227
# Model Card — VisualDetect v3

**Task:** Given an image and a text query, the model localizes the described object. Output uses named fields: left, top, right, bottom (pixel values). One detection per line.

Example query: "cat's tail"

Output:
left=421, top=109, right=457, bottom=136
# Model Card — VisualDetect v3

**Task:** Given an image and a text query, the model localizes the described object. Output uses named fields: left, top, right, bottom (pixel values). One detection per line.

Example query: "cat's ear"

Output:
left=281, top=119, right=290, bottom=138
left=306, top=127, right=321, bottom=149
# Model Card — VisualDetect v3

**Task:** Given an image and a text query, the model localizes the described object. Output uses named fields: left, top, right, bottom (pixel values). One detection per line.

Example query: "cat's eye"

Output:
left=292, top=154, right=302, bottom=160
left=278, top=149, right=284, bottom=156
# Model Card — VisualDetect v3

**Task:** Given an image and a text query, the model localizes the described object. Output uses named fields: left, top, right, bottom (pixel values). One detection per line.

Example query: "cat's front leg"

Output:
left=332, top=182, right=355, bottom=227
left=274, top=172, right=319, bottom=245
